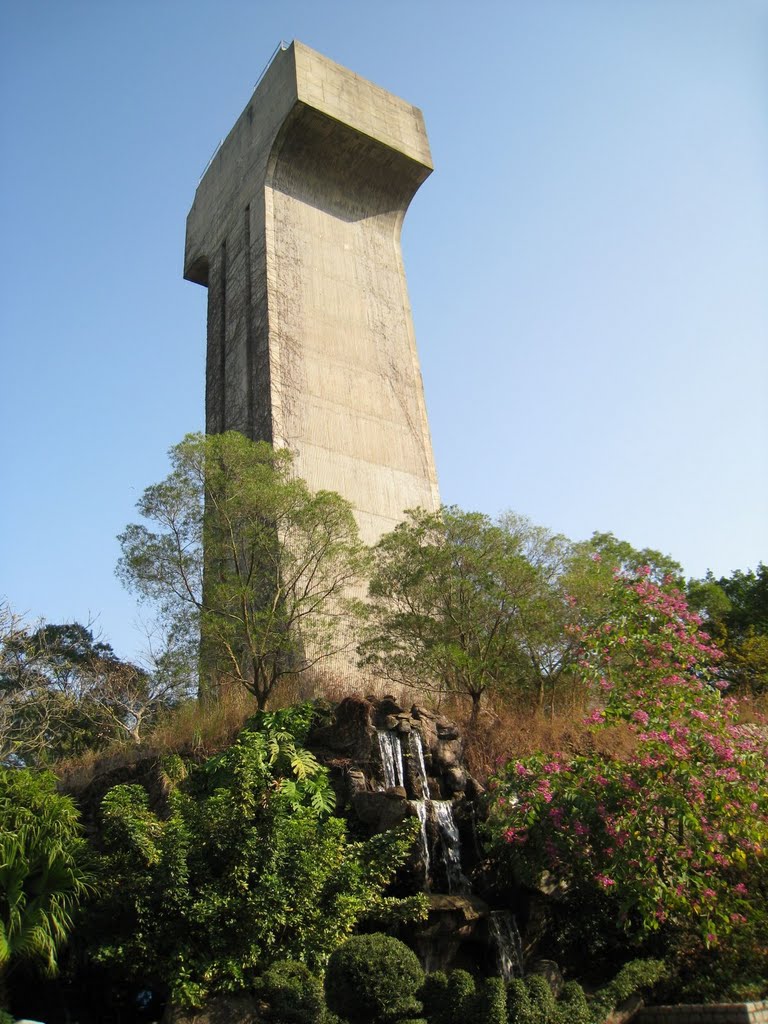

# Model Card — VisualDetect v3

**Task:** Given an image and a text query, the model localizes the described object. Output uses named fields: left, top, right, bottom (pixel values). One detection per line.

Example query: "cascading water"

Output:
left=488, top=910, right=525, bottom=981
left=433, top=801, right=471, bottom=895
left=408, top=730, right=470, bottom=896
left=414, top=799, right=430, bottom=886
left=371, top=715, right=523, bottom=976
left=377, top=728, right=405, bottom=789
left=408, top=730, right=431, bottom=799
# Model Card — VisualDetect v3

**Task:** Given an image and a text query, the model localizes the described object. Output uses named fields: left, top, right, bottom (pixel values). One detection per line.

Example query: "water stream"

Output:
left=376, top=728, right=471, bottom=896
left=408, top=729, right=431, bottom=798
left=433, top=800, right=471, bottom=895
left=376, top=726, right=519, bottom=973
left=488, top=910, right=525, bottom=980
left=414, top=799, right=430, bottom=885
left=377, top=728, right=405, bottom=789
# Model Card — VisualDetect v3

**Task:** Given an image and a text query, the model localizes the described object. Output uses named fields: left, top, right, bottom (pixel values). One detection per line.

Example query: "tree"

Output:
left=117, top=432, right=369, bottom=708
left=0, top=613, right=186, bottom=764
left=90, top=705, right=425, bottom=1010
left=688, top=564, right=768, bottom=695
left=358, top=507, right=558, bottom=726
left=0, top=768, right=92, bottom=989
left=585, top=531, right=684, bottom=586
left=487, top=569, right=768, bottom=989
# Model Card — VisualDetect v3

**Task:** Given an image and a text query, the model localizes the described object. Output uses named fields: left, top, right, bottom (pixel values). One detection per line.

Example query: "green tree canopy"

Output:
left=0, top=612, right=178, bottom=765
left=584, top=531, right=684, bottom=586
left=358, top=506, right=568, bottom=724
left=117, top=432, right=369, bottom=708
left=688, top=564, right=768, bottom=694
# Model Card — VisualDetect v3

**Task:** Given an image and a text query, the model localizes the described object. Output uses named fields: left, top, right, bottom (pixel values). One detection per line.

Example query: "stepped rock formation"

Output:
left=307, top=695, right=524, bottom=976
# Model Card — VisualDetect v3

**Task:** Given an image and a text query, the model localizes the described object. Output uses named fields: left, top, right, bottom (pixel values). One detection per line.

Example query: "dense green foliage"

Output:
left=420, top=970, right=515, bottom=1024
left=325, top=933, right=424, bottom=1023
left=255, top=960, right=326, bottom=1023
left=688, top=563, right=768, bottom=694
left=359, top=508, right=580, bottom=723
left=5, top=461, right=767, bottom=1014
left=88, top=705, right=425, bottom=1009
left=0, top=768, right=91, bottom=979
left=118, top=432, right=368, bottom=707
left=588, top=959, right=667, bottom=1022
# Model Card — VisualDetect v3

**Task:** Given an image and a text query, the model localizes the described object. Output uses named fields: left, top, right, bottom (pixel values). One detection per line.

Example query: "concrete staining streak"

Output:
left=184, top=40, right=440, bottom=548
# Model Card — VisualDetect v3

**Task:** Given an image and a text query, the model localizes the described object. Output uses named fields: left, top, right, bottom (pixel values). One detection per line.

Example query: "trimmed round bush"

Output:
left=419, top=971, right=450, bottom=1024
left=506, top=978, right=531, bottom=1024
left=526, top=975, right=557, bottom=1024
left=473, top=976, right=507, bottom=1024
left=555, top=981, right=590, bottom=1024
left=324, top=933, right=424, bottom=1024
left=259, top=960, right=325, bottom=1023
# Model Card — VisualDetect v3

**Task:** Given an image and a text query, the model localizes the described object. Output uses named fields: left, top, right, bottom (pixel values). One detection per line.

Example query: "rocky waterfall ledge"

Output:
left=307, top=695, right=524, bottom=977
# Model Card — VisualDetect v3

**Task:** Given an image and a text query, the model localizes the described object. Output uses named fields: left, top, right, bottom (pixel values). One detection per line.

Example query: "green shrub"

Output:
left=472, top=976, right=507, bottom=1024
left=325, top=933, right=424, bottom=1024
left=420, top=971, right=450, bottom=1024
left=506, top=978, right=531, bottom=1024
left=90, top=713, right=425, bottom=1010
left=555, top=981, right=590, bottom=1024
left=0, top=767, right=92, bottom=978
left=258, top=960, right=325, bottom=1023
left=526, top=975, right=557, bottom=1024
left=590, top=959, right=667, bottom=1023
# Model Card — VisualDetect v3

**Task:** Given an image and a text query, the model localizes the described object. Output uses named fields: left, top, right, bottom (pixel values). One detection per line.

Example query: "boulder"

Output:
left=529, top=958, right=564, bottom=997
left=352, top=789, right=408, bottom=830
left=445, top=766, right=467, bottom=794
left=308, top=696, right=376, bottom=764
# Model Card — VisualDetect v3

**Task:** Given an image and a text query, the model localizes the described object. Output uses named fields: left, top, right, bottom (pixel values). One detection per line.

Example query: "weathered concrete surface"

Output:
left=185, top=41, right=440, bottom=546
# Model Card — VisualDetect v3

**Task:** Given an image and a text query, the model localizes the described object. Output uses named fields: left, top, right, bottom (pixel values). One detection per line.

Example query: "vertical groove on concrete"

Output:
left=244, top=205, right=255, bottom=436
left=218, top=239, right=227, bottom=431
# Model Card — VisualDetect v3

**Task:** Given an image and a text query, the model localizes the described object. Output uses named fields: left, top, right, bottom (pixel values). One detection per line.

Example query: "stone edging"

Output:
left=635, top=999, right=768, bottom=1024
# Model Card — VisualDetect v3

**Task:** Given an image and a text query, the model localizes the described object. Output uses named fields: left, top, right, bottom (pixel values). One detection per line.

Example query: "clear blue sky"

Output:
left=1, top=0, right=766, bottom=660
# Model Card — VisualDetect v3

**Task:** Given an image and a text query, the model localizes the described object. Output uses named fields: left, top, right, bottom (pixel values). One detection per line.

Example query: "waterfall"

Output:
left=378, top=727, right=469, bottom=896
left=409, top=730, right=430, bottom=799
left=377, top=728, right=404, bottom=789
left=433, top=801, right=471, bottom=895
left=413, top=799, right=430, bottom=886
left=488, top=910, right=525, bottom=981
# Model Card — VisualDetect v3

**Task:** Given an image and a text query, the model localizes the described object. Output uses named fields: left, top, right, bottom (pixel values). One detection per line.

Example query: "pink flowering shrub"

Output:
left=487, top=569, right=768, bottom=973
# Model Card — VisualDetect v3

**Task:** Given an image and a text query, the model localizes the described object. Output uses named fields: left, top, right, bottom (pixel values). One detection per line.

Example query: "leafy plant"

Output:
left=589, top=958, right=667, bottom=1022
left=359, top=508, right=573, bottom=727
left=324, top=933, right=424, bottom=1024
left=89, top=705, right=426, bottom=1009
left=472, top=976, right=507, bottom=1024
left=118, top=432, right=369, bottom=707
left=487, top=569, right=768, bottom=973
left=0, top=768, right=92, bottom=980
left=256, top=959, right=325, bottom=1023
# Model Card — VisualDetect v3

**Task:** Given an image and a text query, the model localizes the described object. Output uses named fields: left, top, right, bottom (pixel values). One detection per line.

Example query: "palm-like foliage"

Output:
left=0, top=768, right=91, bottom=976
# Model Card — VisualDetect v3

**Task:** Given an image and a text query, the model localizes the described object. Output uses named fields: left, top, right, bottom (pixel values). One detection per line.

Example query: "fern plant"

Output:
left=89, top=705, right=426, bottom=1009
left=0, top=768, right=92, bottom=980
